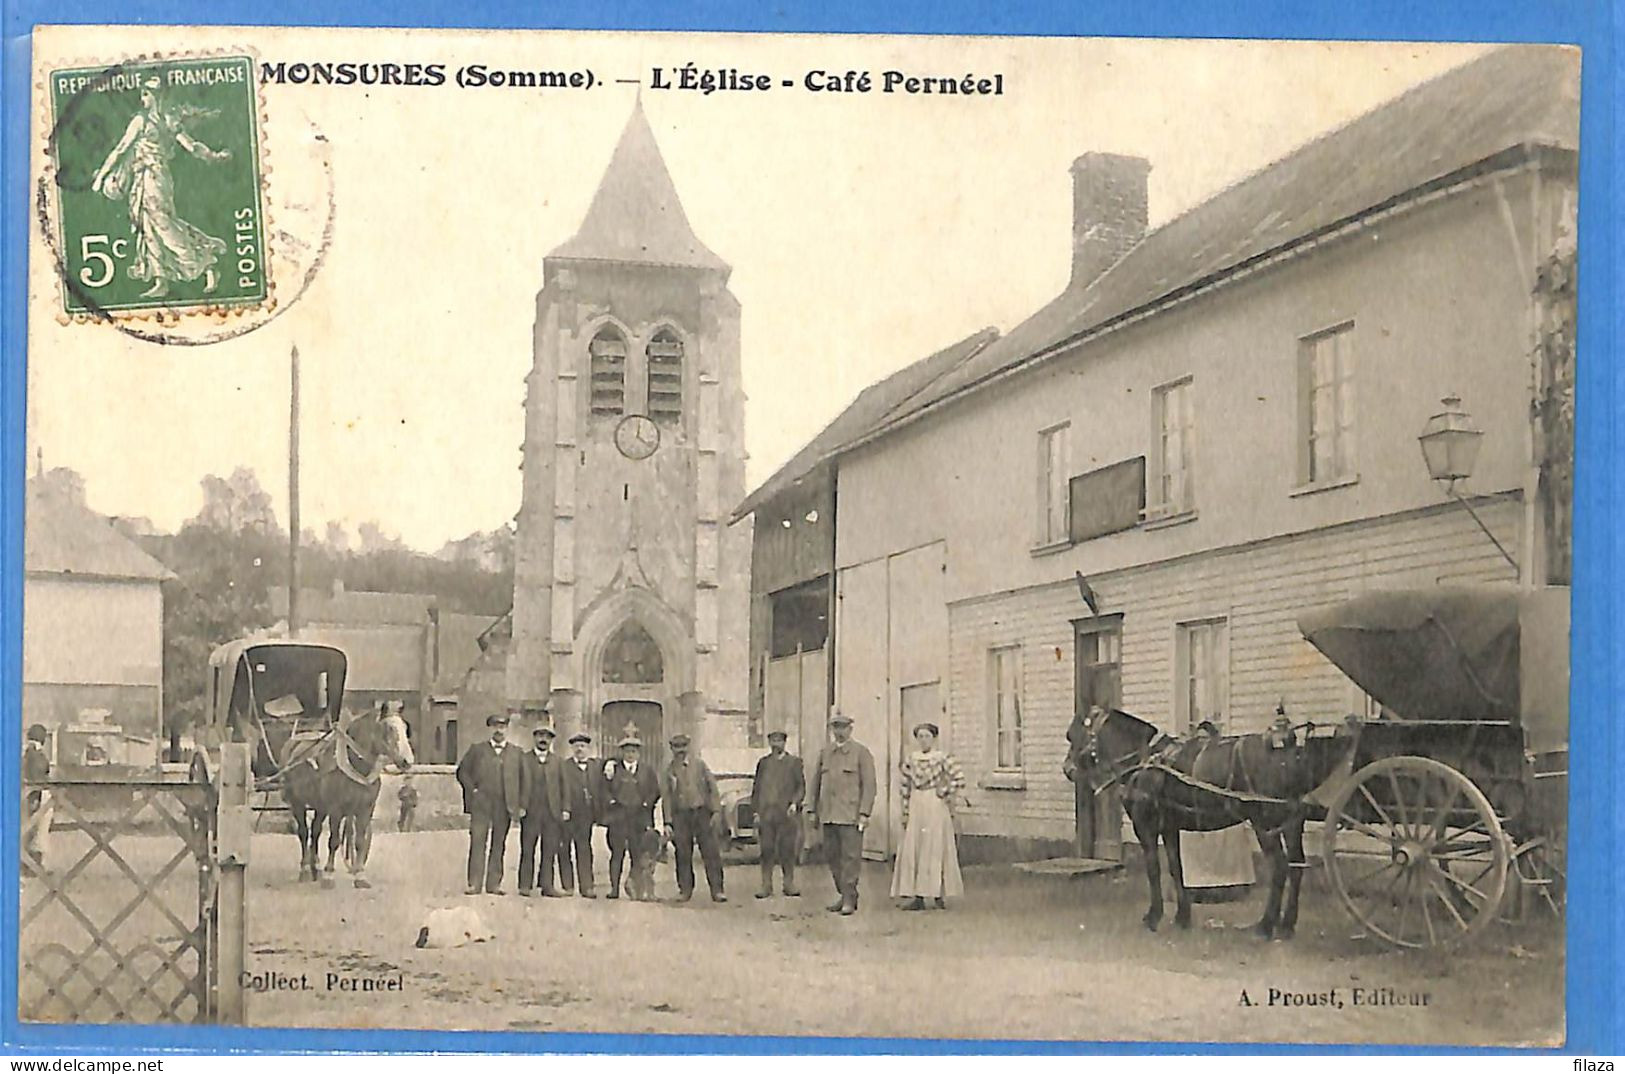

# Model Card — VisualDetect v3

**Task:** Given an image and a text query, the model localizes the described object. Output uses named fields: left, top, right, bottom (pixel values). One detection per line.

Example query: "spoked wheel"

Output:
left=1323, top=756, right=1510, bottom=949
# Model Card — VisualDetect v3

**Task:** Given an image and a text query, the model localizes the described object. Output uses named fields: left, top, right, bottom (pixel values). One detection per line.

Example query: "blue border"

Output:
left=1, top=0, right=1619, bottom=1057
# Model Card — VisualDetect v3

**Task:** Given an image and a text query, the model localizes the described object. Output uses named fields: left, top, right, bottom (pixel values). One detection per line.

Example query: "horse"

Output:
left=1064, top=706, right=1355, bottom=939
left=279, top=703, right=414, bottom=888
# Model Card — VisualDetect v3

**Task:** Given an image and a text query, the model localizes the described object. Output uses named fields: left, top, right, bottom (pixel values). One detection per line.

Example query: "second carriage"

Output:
left=1299, top=585, right=1569, bottom=949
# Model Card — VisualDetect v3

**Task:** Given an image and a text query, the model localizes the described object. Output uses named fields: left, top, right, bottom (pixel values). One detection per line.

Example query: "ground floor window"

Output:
left=1175, top=617, right=1229, bottom=731
left=989, top=645, right=1023, bottom=770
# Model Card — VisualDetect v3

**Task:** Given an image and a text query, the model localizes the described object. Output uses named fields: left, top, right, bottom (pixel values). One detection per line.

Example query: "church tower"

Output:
left=507, top=102, right=753, bottom=759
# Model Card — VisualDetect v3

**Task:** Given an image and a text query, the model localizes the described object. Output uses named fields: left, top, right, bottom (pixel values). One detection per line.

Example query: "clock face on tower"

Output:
left=613, top=414, right=660, bottom=460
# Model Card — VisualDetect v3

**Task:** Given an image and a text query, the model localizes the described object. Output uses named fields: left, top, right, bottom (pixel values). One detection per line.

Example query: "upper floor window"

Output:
left=647, top=329, right=684, bottom=425
left=989, top=645, right=1024, bottom=771
left=1175, top=617, right=1229, bottom=732
left=1036, top=423, right=1070, bottom=546
left=1151, top=377, right=1195, bottom=515
left=589, top=327, right=628, bottom=418
left=1300, top=323, right=1357, bottom=484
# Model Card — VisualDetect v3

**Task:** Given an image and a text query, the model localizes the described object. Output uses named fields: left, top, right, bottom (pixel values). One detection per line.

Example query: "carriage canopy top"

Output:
left=207, top=638, right=348, bottom=730
left=1297, top=588, right=1523, bottom=722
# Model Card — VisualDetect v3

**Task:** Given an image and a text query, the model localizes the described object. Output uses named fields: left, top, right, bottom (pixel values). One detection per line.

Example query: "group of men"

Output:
left=454, top=709, right=878, bottom=914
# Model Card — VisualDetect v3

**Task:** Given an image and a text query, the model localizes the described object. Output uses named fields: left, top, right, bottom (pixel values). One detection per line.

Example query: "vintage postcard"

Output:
left=20, top=25, right=1577, bottom=1046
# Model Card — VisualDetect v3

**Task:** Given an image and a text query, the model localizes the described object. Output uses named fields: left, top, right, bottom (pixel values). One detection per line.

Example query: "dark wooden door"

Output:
left=1075, top=619, right=1124, bottom=860
left=601, top=700, right=665, bottom=771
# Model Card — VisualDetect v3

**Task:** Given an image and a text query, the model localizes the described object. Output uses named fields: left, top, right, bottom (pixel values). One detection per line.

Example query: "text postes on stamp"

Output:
left=47, top=55, right=266, bottom=317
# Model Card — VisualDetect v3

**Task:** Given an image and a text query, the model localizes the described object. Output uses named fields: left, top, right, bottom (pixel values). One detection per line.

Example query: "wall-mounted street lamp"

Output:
left=1418, top=395, right=1519, bottom=574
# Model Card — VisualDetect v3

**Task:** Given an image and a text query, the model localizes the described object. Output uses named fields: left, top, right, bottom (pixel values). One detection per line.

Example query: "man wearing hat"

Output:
left=602, top=734, right=661, bottom=900
left=517, top=725, right=567, bottom=897
left=455, top=714, right=526, bottom=895
left=752, top=729, right=805, bottom=898
left=805, top=709, right=876, bottom=915
left=21, top=724, right=52, bottom=876
left=660, top=733, right=726, bottom=903
left=557, top=732, right=602, bottom=897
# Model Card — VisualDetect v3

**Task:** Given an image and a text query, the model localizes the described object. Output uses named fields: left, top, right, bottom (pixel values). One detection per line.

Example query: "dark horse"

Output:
left=1064, top=706, right=1355, bottom=939
left=277, top=703, right=414, bottom=887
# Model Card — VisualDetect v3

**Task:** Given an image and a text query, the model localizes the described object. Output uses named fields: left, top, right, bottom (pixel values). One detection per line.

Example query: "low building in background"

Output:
left=23, top=480, right=173, bottom=772
left=270, top=581, right=502, bottom=764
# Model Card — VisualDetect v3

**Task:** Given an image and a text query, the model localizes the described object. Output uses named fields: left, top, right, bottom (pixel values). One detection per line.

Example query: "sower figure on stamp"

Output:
left=603, top=735, right=661, bottom=900
left=455, top=713, right=525, bottom=896
left=518, top=725, right=567, bottom=898
left=752, top=729, right=804, bottom=898
left=21, top=724, right=52, bottom=878
left=558, top=732, right=602, bottom=898
left=90, top=77, right=231, bottom=299
left=806, top=709, right=876, bottom=916
left=661, top=734, right=727, bottom=903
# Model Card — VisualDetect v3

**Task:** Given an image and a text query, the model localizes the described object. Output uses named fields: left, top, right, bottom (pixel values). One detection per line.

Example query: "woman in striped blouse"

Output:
left=891, top=722, right=967, bottom=910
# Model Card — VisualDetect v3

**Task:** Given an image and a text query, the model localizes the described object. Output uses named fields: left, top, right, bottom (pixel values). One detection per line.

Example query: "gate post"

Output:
left=215, top=743, right=253, bottom=1024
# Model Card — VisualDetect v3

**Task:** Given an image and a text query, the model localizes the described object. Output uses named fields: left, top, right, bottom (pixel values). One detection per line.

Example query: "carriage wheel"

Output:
left=1323, top=756, right=1509, bottom=949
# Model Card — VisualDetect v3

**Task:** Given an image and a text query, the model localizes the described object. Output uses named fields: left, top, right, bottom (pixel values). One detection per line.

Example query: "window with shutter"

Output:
left=588, top=327, right=628, bottom=418
left=647, top=329, right=684, bottom=425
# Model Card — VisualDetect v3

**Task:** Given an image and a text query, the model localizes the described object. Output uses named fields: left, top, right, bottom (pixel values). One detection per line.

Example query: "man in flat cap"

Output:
left=602, top=734, right=661, bottom=900
left=752, top=729, right=804, bottom=898
left=557, top=732, right=602, bottom=897
left=517, top=725, right=567, bottom=897
left=21, top=724, right=52, bottom=877
left=805, top=709, right=876, bottom=915
left=455, top=713, right=525, bottom=895
left=661, top=733, right=726, bottom=903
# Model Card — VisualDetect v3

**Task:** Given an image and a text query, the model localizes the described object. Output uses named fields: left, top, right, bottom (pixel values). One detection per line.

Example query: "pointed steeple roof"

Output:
left=550, top=101, right=729, bottom=271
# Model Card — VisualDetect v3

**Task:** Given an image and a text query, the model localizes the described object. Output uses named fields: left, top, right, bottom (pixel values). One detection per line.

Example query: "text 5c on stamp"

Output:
left=48, top=56, right=266, bottom=316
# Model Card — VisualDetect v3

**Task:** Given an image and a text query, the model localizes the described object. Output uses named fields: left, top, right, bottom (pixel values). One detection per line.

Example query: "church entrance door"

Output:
left=601, top=699, right=665, bottom=772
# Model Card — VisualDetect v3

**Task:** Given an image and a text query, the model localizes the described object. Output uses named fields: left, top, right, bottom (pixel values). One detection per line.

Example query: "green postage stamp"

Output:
left=45, top=55, right=267, bottom=316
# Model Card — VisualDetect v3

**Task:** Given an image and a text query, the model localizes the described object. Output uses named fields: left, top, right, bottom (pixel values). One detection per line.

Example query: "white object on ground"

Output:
left=415, top=905, right=495, bottom=949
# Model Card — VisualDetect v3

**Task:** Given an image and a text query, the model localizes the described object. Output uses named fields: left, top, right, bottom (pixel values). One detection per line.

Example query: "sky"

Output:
left=27, top=28, right=1488, bottom=551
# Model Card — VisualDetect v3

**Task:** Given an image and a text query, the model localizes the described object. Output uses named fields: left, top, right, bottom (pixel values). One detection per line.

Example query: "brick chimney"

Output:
left=1070, top=152, right=1151, bottom=289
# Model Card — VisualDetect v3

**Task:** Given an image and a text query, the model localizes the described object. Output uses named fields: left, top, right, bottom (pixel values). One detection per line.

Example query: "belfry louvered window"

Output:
left=647, top=329, right=684, bottom=425
left=589, top=328, right=628, bottom=417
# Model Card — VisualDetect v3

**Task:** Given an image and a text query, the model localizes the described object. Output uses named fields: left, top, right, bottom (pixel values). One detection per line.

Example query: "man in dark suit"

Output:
left=661, top=733, right=727, bottom=903
left=602, top=735, right=661, bottom=900
left=752, top=729, right=805, bottom=898
left=517, top=725, right=566, bottom=897
left=455, top=713, right=525, bottom=895
left=558, top=732, right=601, bottom=898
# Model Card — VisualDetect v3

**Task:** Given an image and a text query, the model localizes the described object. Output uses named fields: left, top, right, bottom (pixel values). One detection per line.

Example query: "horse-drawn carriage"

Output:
left=1066, top=584, right=1568, bottom=950
left=199, top=636, right=413, bottom=885
left=1302, top=585, right=1569, bottom=949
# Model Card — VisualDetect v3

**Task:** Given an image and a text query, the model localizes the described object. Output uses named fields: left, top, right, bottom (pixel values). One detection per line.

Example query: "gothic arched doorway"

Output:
left=598, top=619, right=667, bottom=769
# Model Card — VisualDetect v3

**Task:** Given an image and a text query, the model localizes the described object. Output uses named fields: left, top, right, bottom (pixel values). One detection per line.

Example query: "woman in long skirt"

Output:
left=891, top=723, right=966, bottom=910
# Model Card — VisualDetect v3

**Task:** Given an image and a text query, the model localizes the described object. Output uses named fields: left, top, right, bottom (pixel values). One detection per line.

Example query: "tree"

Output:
left=356, top=520, right=406, bottom=554
left=191, top=466, right=280, bottom=535
left=38, top=466, right=87, bottom=506
left=156, top=467, right=282, bottom=746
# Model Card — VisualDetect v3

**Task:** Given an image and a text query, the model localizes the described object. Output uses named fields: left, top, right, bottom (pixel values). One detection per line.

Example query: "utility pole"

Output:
left=288, top=344, right=301, bottom=637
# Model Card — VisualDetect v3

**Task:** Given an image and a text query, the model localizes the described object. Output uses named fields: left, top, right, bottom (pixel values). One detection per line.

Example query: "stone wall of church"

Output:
left=509, top=259, right=752, bottom=752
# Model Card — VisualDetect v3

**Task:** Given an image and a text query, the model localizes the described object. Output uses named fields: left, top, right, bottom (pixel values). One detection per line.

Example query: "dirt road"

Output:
left=238, top=830, right=1562, bottom=1046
